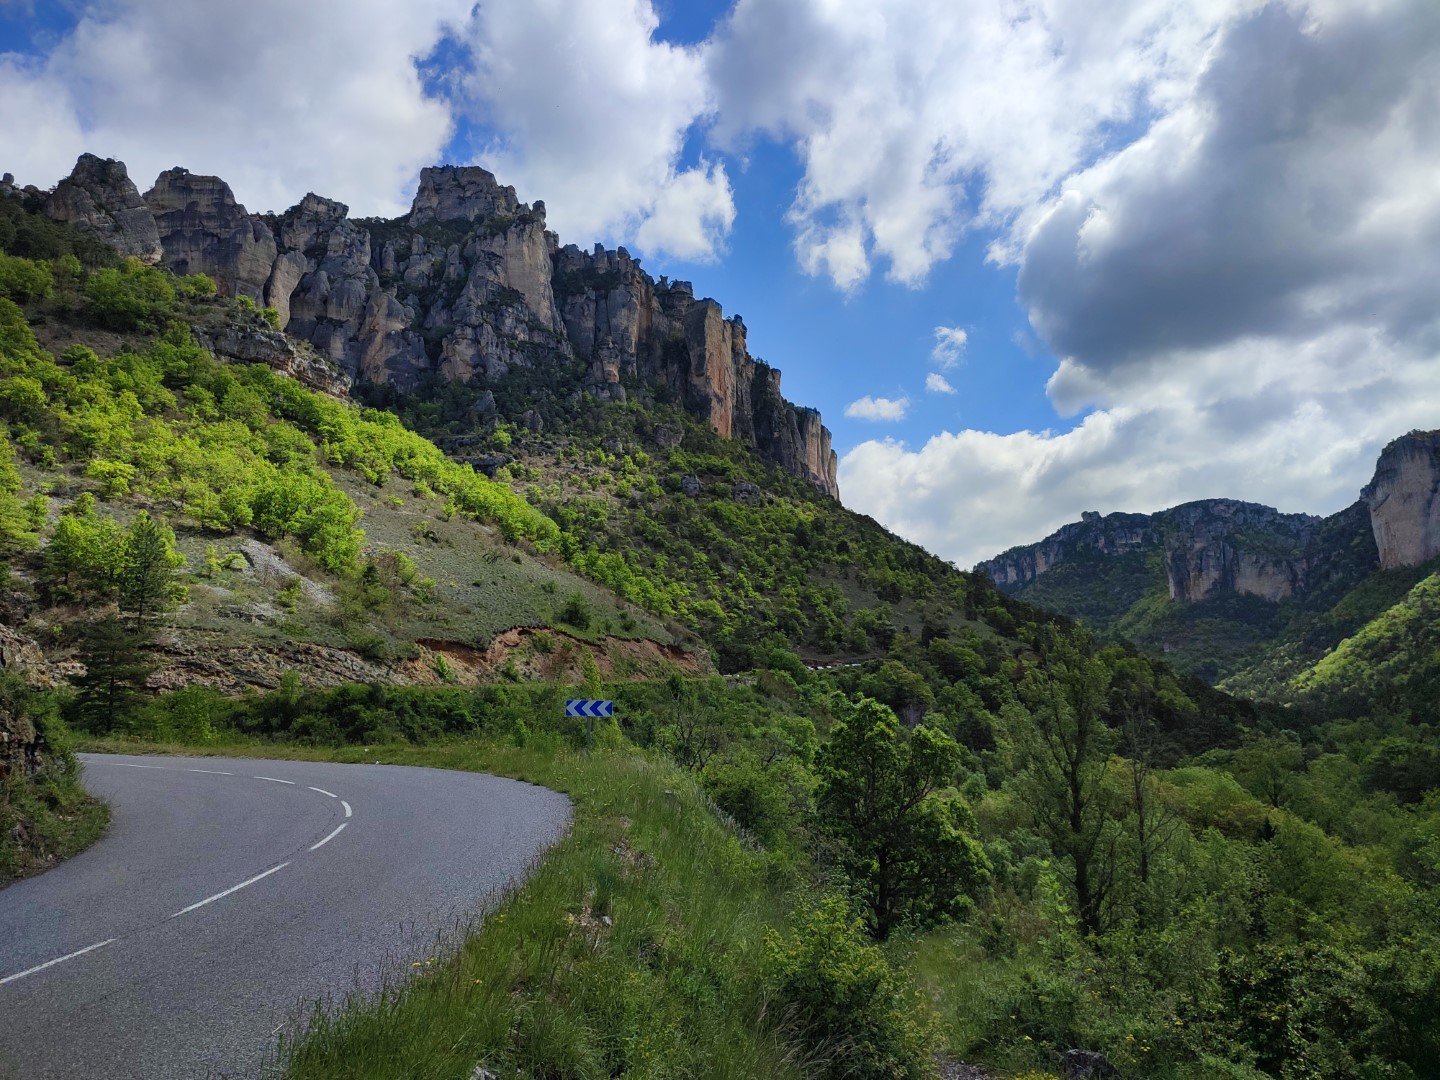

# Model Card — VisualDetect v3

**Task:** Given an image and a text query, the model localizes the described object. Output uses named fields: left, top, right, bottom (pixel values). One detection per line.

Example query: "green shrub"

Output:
left=176, top=273, right=217, bottom=300
left=764, top=895, right=937, bottom=1080
left=702, top=754, right=794, bottom=843
left=0, top=252, right=54, bottom=303
left=83, top=258, right=176, bottom=330
left=559, top=591, right=592, bottom=630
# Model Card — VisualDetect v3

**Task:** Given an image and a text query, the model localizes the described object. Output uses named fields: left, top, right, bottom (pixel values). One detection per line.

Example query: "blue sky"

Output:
left=2, top=0, right=1438, bottom=566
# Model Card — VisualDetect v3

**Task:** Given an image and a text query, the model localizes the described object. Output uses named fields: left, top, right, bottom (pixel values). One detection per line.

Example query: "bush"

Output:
left=0, top=252, right=54, bottom=303
left=765, top=895, right=937, bottom=1080
left=84, top=258, right=176, bottom=329
left=176, top=273, right=217, bottom=300
left=559, top=591, right=592, bottom=630
left=703, top=755, right=794, bottom=843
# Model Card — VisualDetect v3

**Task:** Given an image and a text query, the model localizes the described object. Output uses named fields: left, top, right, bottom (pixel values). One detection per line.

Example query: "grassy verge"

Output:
left=0, top=745, right=110, bottom=888
left=80, top=733, right=807, bottom=1080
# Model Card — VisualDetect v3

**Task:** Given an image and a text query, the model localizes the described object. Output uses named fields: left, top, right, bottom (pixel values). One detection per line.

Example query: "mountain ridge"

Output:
left=10, top=154, right=840, bottom=497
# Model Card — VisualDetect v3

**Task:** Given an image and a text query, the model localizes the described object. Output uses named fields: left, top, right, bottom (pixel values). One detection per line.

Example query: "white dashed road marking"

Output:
left=6, top=759, right=359, bottom=979
left=171, top=862, right=290, bottom=918
left=309, top=824, right=347, bottom=851
left=0, top=939, right=116, bottom=986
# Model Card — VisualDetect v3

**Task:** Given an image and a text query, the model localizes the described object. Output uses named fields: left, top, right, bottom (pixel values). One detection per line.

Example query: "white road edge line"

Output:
left=170, top=862, right=289, bottom=918
left=185, top=768, right=233, bottom=776
left=309, top=823, right=347, bottom=851
left=341, top=800, right=352, bottom=818
left=0, top=938, right=117, bottom=985
left=113, top=763, right=165, bottom=769
left=308, top=786, right=337, bottom=798
left=254, top=776, right=295, bottom=785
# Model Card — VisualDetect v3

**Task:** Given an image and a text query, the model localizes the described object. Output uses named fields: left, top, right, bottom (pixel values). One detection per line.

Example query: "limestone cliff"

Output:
left=45, top=153, right=162, bottom=264
left=980, top=433, right=1440, bottom=604
left=1363, top=430, right=1440, bottom=570
left=978, top=499, right=1325, bottom=603
left=40, top=155, right=839, bottom=497
left=552, top=244, right=839, bottom=495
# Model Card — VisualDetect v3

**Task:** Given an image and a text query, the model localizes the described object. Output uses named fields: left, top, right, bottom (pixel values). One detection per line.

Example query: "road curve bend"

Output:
left=0, top=752, right=571, bottom=1080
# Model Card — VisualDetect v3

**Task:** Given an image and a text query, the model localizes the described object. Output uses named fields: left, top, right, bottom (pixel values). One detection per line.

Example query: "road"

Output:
left=0, top=752, right=571, bottom=1080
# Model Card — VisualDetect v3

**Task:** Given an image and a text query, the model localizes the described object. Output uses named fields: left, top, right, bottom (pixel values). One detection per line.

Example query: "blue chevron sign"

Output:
left=565, top=699, right=614, bottom=718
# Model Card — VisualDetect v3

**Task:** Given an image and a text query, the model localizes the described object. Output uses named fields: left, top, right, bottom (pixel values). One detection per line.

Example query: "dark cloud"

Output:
left=1018, top=0, right=1440, bottom=377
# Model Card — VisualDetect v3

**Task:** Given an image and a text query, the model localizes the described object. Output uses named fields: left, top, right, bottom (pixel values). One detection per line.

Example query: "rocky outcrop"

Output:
left=1161, top=501, right=1317, bottom=602
left=44, top=154, right=163, bottom=263
left=1363, top=430, right=1440, bottom=570
left=554, top=248, right=839, bottom=495
left=194, top=319, right=353, bottom=398
left=40, top=154, right=841, bottom=496
left=144, top=168, right=277, bottom=300
left=979, top=511, right=1155, bottom=588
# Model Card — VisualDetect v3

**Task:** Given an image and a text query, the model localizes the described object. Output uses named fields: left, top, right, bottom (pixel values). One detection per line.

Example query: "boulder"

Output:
left=732, top=481, right=762, bottom=503
left=1062, top=1049, right=1118, bottom=1079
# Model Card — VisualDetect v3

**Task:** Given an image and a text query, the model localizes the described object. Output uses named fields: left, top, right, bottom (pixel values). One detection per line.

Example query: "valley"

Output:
left=0, top=154, right=1436, bottom=1080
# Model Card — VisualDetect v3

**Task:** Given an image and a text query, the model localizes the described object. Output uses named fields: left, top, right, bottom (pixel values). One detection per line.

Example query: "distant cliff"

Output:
left=979, top=500, right=1328, bottom=603
left=979, top=430, right=1440, bottom=598
left=1363, top=430, right=1440, bottom=571
left=974, top=431, right=1440, bottom=684
left=40, top=154, right=839, bottom=497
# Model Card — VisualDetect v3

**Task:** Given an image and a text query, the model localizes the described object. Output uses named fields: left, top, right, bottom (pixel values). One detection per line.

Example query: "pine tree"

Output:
left=117, top=511, right=184, bottom=628
left=72, top=615, right=152, bottom=733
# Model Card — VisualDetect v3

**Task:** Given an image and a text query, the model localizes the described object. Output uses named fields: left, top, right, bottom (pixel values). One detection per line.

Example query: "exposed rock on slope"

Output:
left=1364, top=430, right=1440, bottom=570
left=975, top=432, right=1440, bottom=686
left=42, top=155, right=839, bottom=496
left=44, top=153, right=163, bottom=263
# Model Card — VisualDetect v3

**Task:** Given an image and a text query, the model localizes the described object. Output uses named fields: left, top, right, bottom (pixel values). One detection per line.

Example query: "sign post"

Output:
left=565, top=699, right=614, bottom=749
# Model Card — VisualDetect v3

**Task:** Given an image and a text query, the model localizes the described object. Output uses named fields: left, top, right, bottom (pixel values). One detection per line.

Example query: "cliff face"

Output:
left=44, top=153, right=162, bottom=263
left=982, top=432, right=1440, bottom=603
left=977, top=500, right=1325, bottom=603
left=1363, top=430, right=1440, bottom=570
left=981, top=509, right=1154, bottom=588
left=44, top=156, right=839, bottom=497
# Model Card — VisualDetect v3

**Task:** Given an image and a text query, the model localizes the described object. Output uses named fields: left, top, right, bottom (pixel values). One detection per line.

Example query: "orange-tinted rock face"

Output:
left=1364, top=431, right=1440, bottom=569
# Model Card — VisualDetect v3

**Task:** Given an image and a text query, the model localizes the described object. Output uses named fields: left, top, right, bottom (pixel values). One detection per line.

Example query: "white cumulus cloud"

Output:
left=0, top=0, right=470, bottom=216
left=840, top=0, right=1440, bottom=567
left=925, top=373, right=957, bottom=395
left=931, top=326, right=968, bottom=369
left=463, top=0, right=733, bottom=261
left=846, top=396, right=910, bottom=421
left=707, top=0, right=1256, bottom=288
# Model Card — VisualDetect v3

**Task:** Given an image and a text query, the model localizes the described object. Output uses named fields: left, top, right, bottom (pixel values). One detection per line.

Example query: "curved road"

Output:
left=0, top=753, right=570, bottom=1080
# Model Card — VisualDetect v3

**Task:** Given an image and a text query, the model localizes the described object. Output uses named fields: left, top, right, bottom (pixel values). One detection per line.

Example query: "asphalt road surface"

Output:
left=0, top=752, right=571, bottom=1080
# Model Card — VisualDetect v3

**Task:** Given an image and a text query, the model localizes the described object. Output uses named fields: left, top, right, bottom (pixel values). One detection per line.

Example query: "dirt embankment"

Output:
left=1, top=620, right=706, bottom=695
